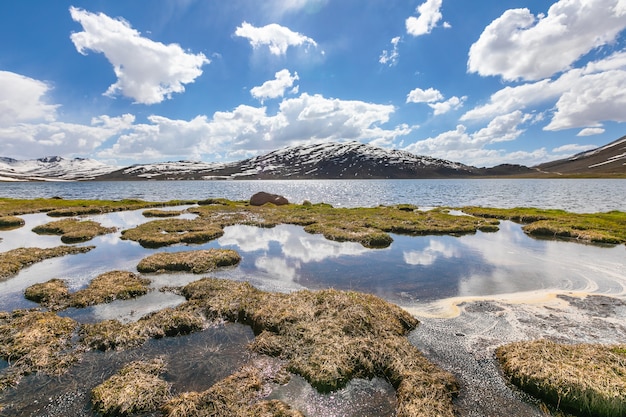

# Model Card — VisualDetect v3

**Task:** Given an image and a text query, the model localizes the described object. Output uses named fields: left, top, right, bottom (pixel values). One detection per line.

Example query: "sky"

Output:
left=2, top=0, right=626, bottom=168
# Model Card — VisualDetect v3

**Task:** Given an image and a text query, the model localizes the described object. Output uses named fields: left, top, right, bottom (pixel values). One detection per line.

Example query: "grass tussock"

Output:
left=462, top=207, right=626, bottom=245
left=121, top=218, right=224, bottom=248
left=32, top=218, right=116, bottom=243
left=0, top=245, right=94, bottom=281
left=24, top=271, right=151, bottom=310
left=497, top=339, right=626, bottom=416
left=142, top=209, right=184, bottom=217
left=0, top=197, right=195, bottom=217
left=0, top=310, right=80, bottom=389
left=180, top=278, right=458, bottom=417
left=91, top=357, right=171, bottom=416
left=163, top=363, right=303, bottom=417
left=137, top=249, right=241, bottom=274
left=0, top=216, right=25, bottom=230
left=80, top=307, right=204, bottom=351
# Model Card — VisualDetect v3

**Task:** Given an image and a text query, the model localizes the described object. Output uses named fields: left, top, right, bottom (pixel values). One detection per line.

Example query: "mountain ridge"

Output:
left=1, top=138, right=624, bottom=182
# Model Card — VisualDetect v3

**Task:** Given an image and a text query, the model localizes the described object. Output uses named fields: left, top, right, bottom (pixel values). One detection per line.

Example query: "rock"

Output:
left=250, top=192, right=289, bottom=206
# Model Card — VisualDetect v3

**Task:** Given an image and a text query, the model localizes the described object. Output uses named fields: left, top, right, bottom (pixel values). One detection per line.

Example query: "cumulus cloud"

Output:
left=69, top=7, right=209, bottom=105
left=468, top=0, right=626, bottom=81
left=250, top=69, right=299, bottom=102
left=98, top=93, right=411, bottom=162
left=406, top=0, right=448, bottom=37
left=379, top=36, right=401, bottom=66
left=577, top=127, right=605, bottom=136
left=234, top=22, right=318, bottom=56
left=0, top=71, right=58, bottom=126
left=406, top=87, right=465, bottom=115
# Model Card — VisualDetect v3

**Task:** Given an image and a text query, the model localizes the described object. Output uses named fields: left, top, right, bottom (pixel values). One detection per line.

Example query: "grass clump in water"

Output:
left=121, top=218, right=224, bottom=248
left=180, top=278, right=458, bottom=417
left=0, top=216, right=24, bottom=230
left=0, top=310, right=80, bottom=389
left=91, top=357, right=171, bottom=416
left=0, top=246, right=94, bottom=281
left=24, top=271, right=151, bottom=310
left=163, top=363, right=302, bottom=417
left=142, top=209, right=184, bottom=217
left=137, top=249, right=241, bottom=274
left=497, top=339, right=626, bottom=416
left=32, top=218, right=116, bottom=243
left=462, top=207, right=626, bottom=245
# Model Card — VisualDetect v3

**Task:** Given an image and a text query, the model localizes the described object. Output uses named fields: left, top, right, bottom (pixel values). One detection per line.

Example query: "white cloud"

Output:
left=577, top=127, right=605, bottom=136
left=379, top=36, right=401, bottom=66
left=468, top=0, right=626, bottom=81
left=429, top=96, right=466, bottom=115
left=99, top=93, right=411, bottom=162
left=552, top=143, right=595, bottom=153
left=250, top=69, right=299, bottom=102
left=404, top=240, right=457, bottom=266
left=0, top=114, right=134, bottom=159
left=406, top=87, right=443, bottom=103
left=69, top=7, right=209, bottom=105
left=0, top=71, right=58, bottom=126
left=406, top=0, right=445, bottom=37
left=234, top=22, right=318, bottom=56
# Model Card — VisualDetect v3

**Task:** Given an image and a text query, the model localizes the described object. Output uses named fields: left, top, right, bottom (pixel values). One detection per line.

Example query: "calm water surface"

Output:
left=1, top=178, right=625, bottom=212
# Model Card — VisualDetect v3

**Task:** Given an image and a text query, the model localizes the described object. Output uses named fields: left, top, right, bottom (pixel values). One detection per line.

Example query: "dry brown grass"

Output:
left=0, top=216, right=24, bottom=230
left=91, top=357, right=171, bottom=416
left=497, top=339, right=626, bottom=416
left=137, top=249, right=241, bottom=274
left=24, top=271, right=151, bottom=310
left=0, top=245, right=94, bottom=281
left=180, top=278, right=458, bottom=417
left=120, top=218, right=224, bottom=248
left=32, top=218, right=116, bottom=243
left=0, top=310, right=80, bottom=390
left=163, top=363, right=303, bottom=417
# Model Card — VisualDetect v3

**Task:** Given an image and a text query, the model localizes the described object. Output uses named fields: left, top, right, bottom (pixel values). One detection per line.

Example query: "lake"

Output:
left=1, top=178, right=625, bottom=212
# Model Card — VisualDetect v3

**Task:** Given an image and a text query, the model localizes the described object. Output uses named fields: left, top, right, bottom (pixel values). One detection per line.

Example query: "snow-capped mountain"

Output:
left=99, top=141, right=496, bottom=180
left=0, top=156, right=119, bottom=181
left=535, top=135, right=626, bottom=175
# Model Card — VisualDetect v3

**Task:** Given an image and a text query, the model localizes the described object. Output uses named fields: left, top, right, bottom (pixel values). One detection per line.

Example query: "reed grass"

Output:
left=497, top=339, right=626, bottom=416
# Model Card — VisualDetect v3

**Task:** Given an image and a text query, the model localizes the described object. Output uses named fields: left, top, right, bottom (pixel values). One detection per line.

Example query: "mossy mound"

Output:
left=163, top=363, right=302, bottom=417
left=142, top=209, right=184, bottom=217
left=0, top=216, right=25, bottom=230
left=92, top=357, right=171, bottom=416
left=462, top=207, right=626, bottom=245
left=121, top=218, right=224, bottom=248
left=0, top=246, right=94, bottom=281
left=32, top=218, right=116, bottom=243
left=137, top=249, right=241, bottom=274
left=180, top=278, right=458, bottom=417
left=0, top=310, right=80, bottom=389
left=25, top=271, right=151, bottom=310
left=497, top=339, right=626, bottom=416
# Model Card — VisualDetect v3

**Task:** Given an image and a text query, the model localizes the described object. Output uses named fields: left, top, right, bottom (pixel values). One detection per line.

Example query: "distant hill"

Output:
left=535, top=136, right=626, bottom=176
left=2, top=137, right=624, bottom=182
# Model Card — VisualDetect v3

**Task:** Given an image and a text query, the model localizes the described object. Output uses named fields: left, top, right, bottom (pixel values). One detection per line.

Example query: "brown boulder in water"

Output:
left=250, top=192, right=289, bottom=206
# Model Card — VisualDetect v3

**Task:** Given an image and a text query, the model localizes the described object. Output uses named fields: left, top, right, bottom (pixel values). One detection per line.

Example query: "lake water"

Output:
left=1, top=178, right=625, bottom=212
left=1, top=181, right=625, bottom=416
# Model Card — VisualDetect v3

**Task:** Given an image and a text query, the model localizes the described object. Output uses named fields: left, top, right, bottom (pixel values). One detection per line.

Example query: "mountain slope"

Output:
left=0, top=156, right=118, bottom=181
left=535, top=136, right=626, bottom=176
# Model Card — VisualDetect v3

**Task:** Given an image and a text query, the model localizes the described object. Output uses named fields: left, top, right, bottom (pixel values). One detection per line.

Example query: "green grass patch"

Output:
left=0, top=216, right=25, bottom=230
left=497, top=339, right=626, bottom=416
left=137, top=249, right=241, bottom=274
left=0, top=246, right=94, bottom=281
left=32, top=218, right=116, bottom=243
left=461, top=207, right=626, bottom=245
left=142, top=209, right=184, bottom=218
left=120, top=218, right=224, bottom=248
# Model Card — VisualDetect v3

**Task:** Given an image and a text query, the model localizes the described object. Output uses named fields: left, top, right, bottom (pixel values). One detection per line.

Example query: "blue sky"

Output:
left=2, top=0, right=626, bottom=167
